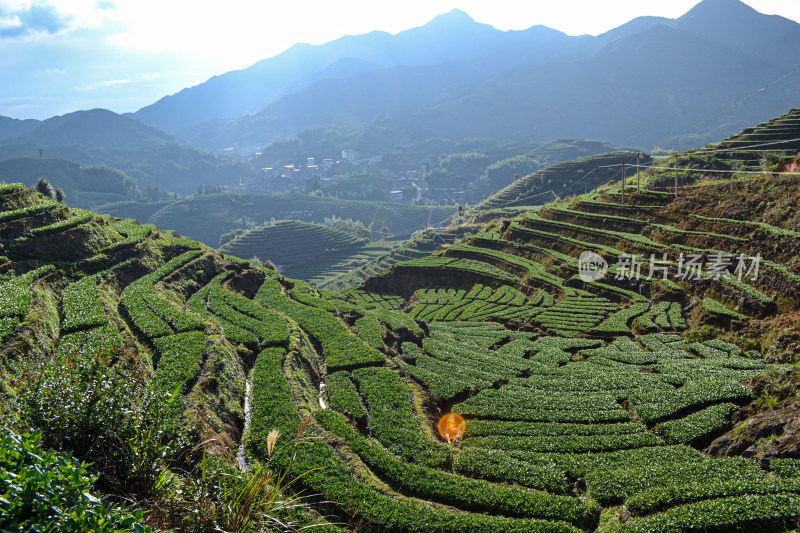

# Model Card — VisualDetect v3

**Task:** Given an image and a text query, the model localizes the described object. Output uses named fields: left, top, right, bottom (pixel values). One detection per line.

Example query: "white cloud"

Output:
left=76, top=78, right=131, bottom=90
left=0, top=14, right=21, bottom=30
left=9, top=1, right=800, bottom=73
left=0, top=1, right=74, bottom=39
left=74, top=73, right=164, bottom=91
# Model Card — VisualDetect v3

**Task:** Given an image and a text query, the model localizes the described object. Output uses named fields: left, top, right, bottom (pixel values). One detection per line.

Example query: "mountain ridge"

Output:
left=127, top=0, right=800, bottom=153
left=7, top=108, right=176, bottom=148
left=132, top=8, right=527, bottom=133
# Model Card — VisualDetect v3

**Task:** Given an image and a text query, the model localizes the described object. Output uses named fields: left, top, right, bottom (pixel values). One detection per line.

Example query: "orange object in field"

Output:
left=438, top=413, right=466, bottom=441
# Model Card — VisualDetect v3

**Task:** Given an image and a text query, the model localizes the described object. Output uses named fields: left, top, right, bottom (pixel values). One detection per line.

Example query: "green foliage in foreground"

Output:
left=0, top=265, right=54, bottom=318
left=585, top=456, right=764, bottom=504
left=353, top=366, right=449, bottom=467
left=654, top=402, right=737, bottom=444
left=0, top=429, right=152, bottom=533
left=325, top=371, right=368, bottom=423
left=30, top=208, right=94, bottom=236
left=13, top=341, right=185, bottom=496
left=625, top=477, right=800, bottom=517
left=61, top=274, right=109, bottom=333
left=153, top=331, right=207, bottom=392
left=0, top=199, right=59, bottom=222
left=120, top=250, right=204, bottom=339
left=768, top=458, right=800, bottom=479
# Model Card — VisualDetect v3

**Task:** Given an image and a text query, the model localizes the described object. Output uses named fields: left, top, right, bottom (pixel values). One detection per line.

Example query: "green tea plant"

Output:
left=13, top=341, right=186, bottom=499
left=0, top=429, right=152, bottom=532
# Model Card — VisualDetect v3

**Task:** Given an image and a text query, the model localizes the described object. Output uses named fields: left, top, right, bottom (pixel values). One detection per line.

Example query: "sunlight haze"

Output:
left=0, top=0, right=798, bottom=118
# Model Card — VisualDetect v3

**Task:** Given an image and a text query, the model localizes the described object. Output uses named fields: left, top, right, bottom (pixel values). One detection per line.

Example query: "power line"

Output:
left=636, top=163, right=800, bottom=176
left=591, top=137, right=800, bottom=172
left=560, top=169, right=596, bottom=196
left=474, top=189, right=558, bottom=211
left=688, top=137, right=800, bottom=156
left=656, top=63, right=800, bottom=145
left=424, top=202, right=451, bottom=246
left=473, top=138, right=799, bottom=210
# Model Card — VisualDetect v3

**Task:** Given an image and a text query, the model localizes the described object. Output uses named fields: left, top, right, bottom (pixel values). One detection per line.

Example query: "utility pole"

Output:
left=674, top=153, right=679, bottom=197
left=594, top=164, right=598, bottom=193
left=636, top=151, right=641, bottom=192
left=621, top=160, right=626, bottom=205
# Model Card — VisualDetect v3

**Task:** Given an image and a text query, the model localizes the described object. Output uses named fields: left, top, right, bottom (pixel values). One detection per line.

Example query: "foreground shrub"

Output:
left=0, top=428, right=151, bottom=532
left=13, top=340, right=186, bottom=498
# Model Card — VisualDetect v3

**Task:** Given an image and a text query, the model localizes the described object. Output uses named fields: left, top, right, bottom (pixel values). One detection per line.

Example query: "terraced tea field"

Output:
left=98, top=192, right=456, bottom=248
left=2, top=116, right=800, bottom=532
left=474, top=151, right=652, bottom=214
left=219, top=219, right=370, bottom=278
left=317, top=226, right=473, bottom=290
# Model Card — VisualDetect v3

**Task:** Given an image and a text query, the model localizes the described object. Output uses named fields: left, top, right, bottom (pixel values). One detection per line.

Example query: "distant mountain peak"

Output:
left=9, top=108, right=175, bottom=148
left=427, top=9, right=476, bottom=25
left=680, top=0, right=759, bottom=20
left=673, top=0, right=800, bottom=67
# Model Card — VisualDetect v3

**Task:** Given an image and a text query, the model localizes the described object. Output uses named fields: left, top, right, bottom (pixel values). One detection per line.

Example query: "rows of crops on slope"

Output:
left=657, top=108, right=800, bottom=179
left=407, top=284, right=553, bottom=323
left=219, top=219, right=368, bottom=277
left=473, top=151, right=652, bottom=213
left=1, top=184, right=351, bottom=530
left=513, top=198, right=795, bottom=318
left=4, top=109, right=800, bottom=533
left=318, top=226, right=471, bottom=291
left=348, top=131, right=800, bottom=529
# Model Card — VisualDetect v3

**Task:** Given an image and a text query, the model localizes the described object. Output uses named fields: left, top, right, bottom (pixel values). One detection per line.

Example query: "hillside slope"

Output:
left=1, top=109, right=800, bottom=531
left=0, top=157, right=141, bottom=209
left=219, top=220, right=369, bottom=278
left=120, top=192, right=456, bottom=248
left=0, top=109, right=252, bottom=195
left=473, top=151, right=651, bottom=215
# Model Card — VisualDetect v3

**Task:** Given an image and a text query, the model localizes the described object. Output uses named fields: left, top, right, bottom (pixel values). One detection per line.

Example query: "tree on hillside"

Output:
left=55, top=188, right=65, bottom=203
left=324, top=215, right=371, bottom=241
left=478, top=155, right=539, bottom=193
left=35, top=177, right=54, bottom=199
left=78, top=165, right=139, bottom=197
left=141, top=184, right=174, bottom=202
left=423, top=152, right=488, bottom=190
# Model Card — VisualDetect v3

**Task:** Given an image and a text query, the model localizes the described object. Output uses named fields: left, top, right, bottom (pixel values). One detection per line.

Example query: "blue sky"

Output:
left=1, top=0, right=798, bottom=120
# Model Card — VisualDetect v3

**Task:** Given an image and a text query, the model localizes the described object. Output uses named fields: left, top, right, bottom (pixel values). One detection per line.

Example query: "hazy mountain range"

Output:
left=131, top=0, right=800, bottom=152
left=1, top=0, right=798, bottom=164
left=0, top=109, right=249, bottom=195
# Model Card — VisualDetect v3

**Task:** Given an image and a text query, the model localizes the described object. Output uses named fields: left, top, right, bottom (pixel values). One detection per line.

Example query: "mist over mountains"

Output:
left=125, top=0, right=800, bottom=152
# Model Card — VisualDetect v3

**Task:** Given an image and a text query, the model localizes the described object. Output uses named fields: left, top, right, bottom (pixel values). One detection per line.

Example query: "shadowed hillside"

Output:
left=105, top=192, right=456, bottom=248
